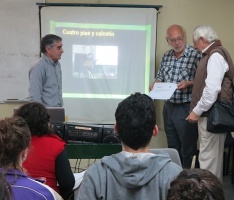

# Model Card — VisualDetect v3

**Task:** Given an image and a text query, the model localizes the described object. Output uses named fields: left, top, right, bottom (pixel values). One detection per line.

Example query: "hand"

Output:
left=149, top=81, right=156, bottom=91
left=177, top=81, right=188, bottom=90
left=186, top=111, right=200, bottom=123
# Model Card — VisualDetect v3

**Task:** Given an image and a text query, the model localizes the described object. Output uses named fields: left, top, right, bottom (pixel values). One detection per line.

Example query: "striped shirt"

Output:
left=156, top=45, right=201, bottom=103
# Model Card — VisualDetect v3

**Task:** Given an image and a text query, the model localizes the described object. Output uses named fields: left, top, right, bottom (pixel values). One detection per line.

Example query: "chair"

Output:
left=149, top=148, right=182, bottom=167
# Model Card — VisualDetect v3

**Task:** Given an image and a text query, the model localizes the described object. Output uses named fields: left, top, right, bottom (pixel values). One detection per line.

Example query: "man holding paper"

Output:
left=150, top=24, right=201, bottom=168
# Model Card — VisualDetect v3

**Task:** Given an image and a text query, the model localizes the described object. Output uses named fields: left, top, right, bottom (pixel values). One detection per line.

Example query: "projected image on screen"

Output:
left=72, top=45, right=118, bottom=79
left=40, top=6, right=157, bottom=123
left=52, top=22, right=148, bottom=96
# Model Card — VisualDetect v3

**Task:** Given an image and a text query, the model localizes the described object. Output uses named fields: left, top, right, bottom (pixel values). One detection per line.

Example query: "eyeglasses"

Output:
left=168, top=36, right=184, bottom=44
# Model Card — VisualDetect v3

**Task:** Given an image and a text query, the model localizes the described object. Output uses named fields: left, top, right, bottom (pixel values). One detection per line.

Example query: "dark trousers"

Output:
left=163, top=102, right=198, bottom=168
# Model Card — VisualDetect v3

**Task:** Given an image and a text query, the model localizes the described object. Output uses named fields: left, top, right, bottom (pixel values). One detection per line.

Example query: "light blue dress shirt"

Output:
left=29, top=54, right=63, bottom=107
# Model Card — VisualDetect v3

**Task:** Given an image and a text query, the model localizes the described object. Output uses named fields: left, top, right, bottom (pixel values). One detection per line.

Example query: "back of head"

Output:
left=40, top=34, right=62, bottom=54
left=115, top=92, right=156, bottom=150
left=14, top=102, right=51, bottom=136
left=167, top=168, right=225, bottom=200
left=193, top=25, right=219, bottom=43
left=0, top=117, right=31, bottom=169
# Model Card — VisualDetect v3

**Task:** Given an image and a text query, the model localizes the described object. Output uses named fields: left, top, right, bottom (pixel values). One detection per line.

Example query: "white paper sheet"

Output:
left=148, top=82, right=177, bottom=100
left=73, top=170, right=86, bottom=190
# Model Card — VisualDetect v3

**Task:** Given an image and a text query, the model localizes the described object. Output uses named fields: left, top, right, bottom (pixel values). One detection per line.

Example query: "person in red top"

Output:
left=14, top=102, right=75, bottom=200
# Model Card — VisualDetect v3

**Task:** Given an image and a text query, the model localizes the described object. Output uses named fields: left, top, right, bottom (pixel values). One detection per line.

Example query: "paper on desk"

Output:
left=149, top=82, right=177, bottom=100
left=73, top=170, right=86, bottom=190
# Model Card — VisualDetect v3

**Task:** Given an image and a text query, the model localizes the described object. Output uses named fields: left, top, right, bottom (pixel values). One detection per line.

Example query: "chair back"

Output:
left=150, top=148, right=182, bottom=167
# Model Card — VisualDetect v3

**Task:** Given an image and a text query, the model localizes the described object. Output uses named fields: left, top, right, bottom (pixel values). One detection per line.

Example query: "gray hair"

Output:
left=40, top=34, right=62, bottom=54
left=193, top=25, right=219, bottom=43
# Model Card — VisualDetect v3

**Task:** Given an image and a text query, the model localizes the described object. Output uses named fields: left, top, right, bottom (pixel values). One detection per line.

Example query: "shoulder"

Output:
left=185, top=45, right=201, bottom=57
left=78, top=160, right=104, bottom=189
left=48, top=133, right=65, bottom=141
left=12, top=176, right=59, bottom=200
left=208, top=46, right=227, bottom=60
left=160, top=162, right=182, bottom=185
left=157, top=160, right=182, bottom=183
left=43, top=134, right=65, bottom=145
left=84, top=158, right=110, bottom=178
left=164, top=161, right=182, bottom=173
left=209, top=46, right=227, bottom=57
left=154, top=153, right=182, bottom=175
left=163, top=49, right=174, bottom=57
left=30, top=58, right=47, bottom=73
left=32, top=134, right=65, bottom=149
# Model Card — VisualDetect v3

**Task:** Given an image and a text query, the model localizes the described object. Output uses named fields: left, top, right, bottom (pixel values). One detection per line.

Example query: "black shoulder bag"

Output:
left=207, top=100, right=234, bottom=133
left=206, top=49, right=234, bottom=133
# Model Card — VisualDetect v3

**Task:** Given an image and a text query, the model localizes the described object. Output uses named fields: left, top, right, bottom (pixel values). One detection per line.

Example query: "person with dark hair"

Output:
left=76, top=93, right=182, bottom=200
left=0, top=173, right=11, bottom=200
left=29, top=34, right=64, bottom=107
left=0, top=116, right=62, bottom=200
left=167, top=168, right=225, bottom=200
left=14, top=102, right=75, bottom=199
left=149, top=24, right=201, bottom=168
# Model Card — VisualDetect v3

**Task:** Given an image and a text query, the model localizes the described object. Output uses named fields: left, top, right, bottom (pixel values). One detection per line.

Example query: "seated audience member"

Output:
left=76, top=92, right=182, bottom=200
left=0, top=173, right=11, bottom=200
left=14, top=102, right=75, bottom=199
left=0, top=117, right=62, bottom=200
left=167, top=168, right=225, bottom=200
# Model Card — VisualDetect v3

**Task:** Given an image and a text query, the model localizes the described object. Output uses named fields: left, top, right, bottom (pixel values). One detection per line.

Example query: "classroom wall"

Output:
left=1, top=0, right=234, bottom=148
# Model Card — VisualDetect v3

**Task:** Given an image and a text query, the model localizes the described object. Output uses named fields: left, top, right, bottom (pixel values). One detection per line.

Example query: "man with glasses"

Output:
left=150, top=24, right=201, bottom=168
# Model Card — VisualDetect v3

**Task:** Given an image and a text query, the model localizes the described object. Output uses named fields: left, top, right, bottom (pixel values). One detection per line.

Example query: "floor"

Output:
left=223, top=174, right=234, bottom=200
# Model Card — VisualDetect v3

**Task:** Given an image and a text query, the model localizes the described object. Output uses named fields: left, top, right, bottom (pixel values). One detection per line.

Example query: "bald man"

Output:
left=150, top=24, right=201, bottom=168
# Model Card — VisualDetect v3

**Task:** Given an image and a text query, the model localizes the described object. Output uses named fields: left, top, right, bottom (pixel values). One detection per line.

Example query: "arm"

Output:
left=187, top=53, right=228, bottom=122
left=55, top=149, right=75, bottom=194
left=160, top=162, right=183, bottom=200
left=177, top=80, right=194, bottom=90
left=28, top=65, right=44, bottom=103
left=76, top=164, right=101, bottom=200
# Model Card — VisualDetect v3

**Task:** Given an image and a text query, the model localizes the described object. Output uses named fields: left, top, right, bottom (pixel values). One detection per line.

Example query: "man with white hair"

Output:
left=186, top=25, right=234, bottom=180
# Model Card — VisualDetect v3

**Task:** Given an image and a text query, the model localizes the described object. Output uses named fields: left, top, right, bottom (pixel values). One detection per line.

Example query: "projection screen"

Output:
left=40, top=5, right=158, bottom=124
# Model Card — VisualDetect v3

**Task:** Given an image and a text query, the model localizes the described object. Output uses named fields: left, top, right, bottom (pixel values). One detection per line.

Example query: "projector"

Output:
left=64, top=123, right=120, bottom=144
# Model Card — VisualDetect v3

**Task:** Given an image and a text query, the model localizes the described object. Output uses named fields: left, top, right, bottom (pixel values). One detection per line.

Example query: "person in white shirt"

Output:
left=186, top=25, right=234, bottom=180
